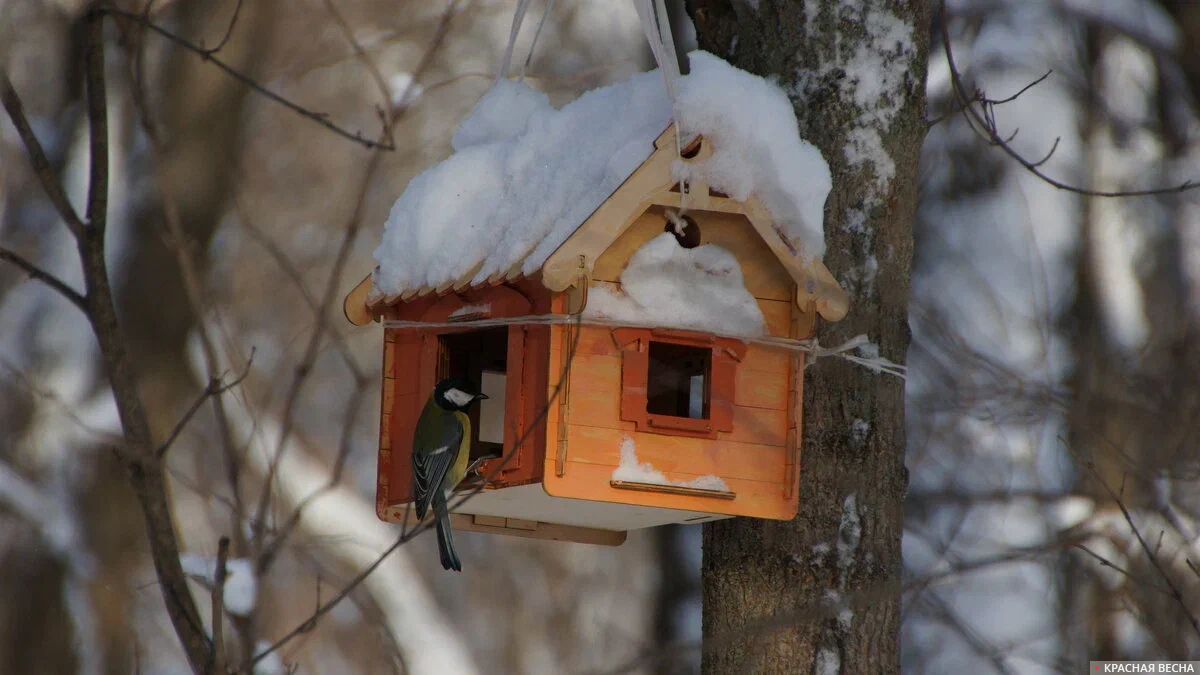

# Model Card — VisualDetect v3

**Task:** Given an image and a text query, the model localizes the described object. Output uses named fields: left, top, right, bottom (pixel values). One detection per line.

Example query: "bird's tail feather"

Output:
left=433, top=496, right=461, bottom=572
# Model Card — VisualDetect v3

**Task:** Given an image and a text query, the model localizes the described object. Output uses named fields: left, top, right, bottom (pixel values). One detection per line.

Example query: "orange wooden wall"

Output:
left=376, top=280, right=551, bottom=522
left=542, top=210, right=808, bottom=520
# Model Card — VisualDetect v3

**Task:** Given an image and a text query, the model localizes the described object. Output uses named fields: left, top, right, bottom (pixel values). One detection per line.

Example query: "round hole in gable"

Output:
left=681, top=137, right=703, bottom=159
left=664, top=213, right=701, bottom=249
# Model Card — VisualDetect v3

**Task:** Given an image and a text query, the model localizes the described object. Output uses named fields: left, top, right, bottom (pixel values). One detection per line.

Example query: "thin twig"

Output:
left=200, top=0, right=243, bottom=56
left=939, top=2, right=1199, bottom=197
left=320, top=0, right=393, bottom=134
left=254, top=377, right=367, bottom=572
left=100, top=7, right=395, bottom=151
left=237, top=211, right=364, bottom=376
left=84, top=10, right=108, bottom=236
left=0, top=74, right=86, bottom=236
left=251, top=0, right=462, bottom=568
left=75, top=11, right=212, bottom=670
left=1086, top=461, right=1200, bottom=640
left=0, top=247, right=88, bottom=310
left=598, top=537, right=1084, bottom=675
left=209, top=537, right=231, bottom=675
left=1074, top=542, right=1164, bottom=591
left=118, top=12, right=259, bottom=589
left=157, top=350, right=256, bottom=458
left=252, top=310, right=582, bottom=667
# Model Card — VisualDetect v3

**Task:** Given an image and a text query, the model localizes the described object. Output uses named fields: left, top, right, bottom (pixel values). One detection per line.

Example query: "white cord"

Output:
left=381, top=314, right=905, bottom=379
left=495, top=0, right=533, bottom=85
left=636, top=0, right=692, bottom=212
left=519, top=0, right=555, bottom=81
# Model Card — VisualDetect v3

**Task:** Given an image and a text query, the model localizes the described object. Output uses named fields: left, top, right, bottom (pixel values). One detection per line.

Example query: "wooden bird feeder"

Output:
left=344, top=125, right=849, bottom=546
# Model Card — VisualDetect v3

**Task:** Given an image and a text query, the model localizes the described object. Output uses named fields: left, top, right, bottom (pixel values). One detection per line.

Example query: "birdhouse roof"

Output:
left=346, top=52, right=849, bottom=325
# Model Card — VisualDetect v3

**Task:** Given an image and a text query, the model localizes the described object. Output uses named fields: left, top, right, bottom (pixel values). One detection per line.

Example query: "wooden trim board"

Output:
left=382, top=506, right=627, bottom=546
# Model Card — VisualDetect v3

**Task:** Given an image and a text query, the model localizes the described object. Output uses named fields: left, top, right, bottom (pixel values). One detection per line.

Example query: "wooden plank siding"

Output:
left=544, top=274, right=802, bottom=520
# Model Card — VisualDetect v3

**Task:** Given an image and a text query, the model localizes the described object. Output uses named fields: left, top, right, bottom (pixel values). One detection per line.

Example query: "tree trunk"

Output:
left=691, top=1, right=928, bottom=673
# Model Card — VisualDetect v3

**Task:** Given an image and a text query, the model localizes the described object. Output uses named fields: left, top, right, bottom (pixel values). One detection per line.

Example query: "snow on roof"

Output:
left=584, top=232, right=767, bottom=337
left=372, top=51, right=830, bottom=298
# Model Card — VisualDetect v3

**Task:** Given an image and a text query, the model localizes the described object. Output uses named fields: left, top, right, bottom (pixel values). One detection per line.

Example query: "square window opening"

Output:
left=647, top=342, right=711, bottom=420
left=438, top=328, right=508, bottom=462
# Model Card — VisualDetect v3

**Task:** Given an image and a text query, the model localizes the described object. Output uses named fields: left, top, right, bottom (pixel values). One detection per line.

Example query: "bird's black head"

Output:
left=433, top=377, right=488, bottom=411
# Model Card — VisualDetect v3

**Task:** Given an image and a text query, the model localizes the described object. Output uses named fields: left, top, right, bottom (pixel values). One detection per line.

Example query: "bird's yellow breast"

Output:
left=445, top=410, right=472, bottom=488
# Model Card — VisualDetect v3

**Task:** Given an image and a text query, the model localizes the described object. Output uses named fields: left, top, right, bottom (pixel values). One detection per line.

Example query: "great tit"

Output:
left=412, top=377, right=488, bottom=571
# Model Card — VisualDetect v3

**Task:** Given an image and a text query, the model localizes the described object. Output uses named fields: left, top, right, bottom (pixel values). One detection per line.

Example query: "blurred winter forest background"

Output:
left=1, top=0, right=1198, bottom=673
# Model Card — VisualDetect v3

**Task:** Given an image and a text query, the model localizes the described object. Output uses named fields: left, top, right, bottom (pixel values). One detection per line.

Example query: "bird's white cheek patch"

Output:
left=444, top=388, right=474, bottom=407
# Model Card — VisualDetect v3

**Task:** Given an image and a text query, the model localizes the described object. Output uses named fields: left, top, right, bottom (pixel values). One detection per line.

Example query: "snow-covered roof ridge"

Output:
left=370, top=51, right=832, bottom=301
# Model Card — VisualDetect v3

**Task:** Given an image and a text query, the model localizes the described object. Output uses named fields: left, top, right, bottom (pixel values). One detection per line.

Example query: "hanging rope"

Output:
left=495, top=0, right=533, bottom=85
left=634, top=0, right=680, bottom=101
left=519, top=0, right=555, bottom=81
left=635, top=0, right=692, bottom=214
left=381, top=314, right=906, bottom=379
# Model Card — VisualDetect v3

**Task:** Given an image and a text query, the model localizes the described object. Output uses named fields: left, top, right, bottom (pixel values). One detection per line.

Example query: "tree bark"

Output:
left=692, top=1, right=928, bottom=673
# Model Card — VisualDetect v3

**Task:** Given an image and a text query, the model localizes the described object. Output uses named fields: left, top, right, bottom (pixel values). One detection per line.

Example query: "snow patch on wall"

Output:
left=611, top=435, right=730, bottom=492
left=373, top=52, right=831, bottom=297
left=584, top=233, right=766, bottom=337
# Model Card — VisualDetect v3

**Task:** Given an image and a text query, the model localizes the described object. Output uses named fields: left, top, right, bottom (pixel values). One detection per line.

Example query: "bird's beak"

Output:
left=476, top=393, right=490, bottom=400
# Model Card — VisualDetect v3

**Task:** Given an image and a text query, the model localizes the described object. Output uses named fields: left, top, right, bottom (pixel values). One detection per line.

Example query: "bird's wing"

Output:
left=412, top=404, right=464, bottom=519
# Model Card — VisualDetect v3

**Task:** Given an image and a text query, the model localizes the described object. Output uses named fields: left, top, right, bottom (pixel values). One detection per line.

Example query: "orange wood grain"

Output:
left=564, top=424, right=786, bottom=483
left=734, top=366, right=789, bottom=410
left=566, top=354, right=624, bottom=428
left=739, top=343, right=790, bottom=374
left=725, top=404, right=789, bottom=446
left=381, top=508, right=628, bottom=546
left=577, top=325, right=621, bottom=356
left=378, top=280, right=553, bottom=513
left=759, top=298, right=791, bottom=338
left=543, top=460, right=798, bottom=521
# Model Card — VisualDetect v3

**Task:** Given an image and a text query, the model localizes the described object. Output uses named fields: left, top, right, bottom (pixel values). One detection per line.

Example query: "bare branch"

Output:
left=71, top=11, right=212, bottom=671
left=1074, top=543, right=1165, bottom=592
left=157, top=349, right=256, bottom=458
left=209, top=537, right=231, bottom=675
left=200, top=0, right=243, bottom=57
left=116, top=13, right=258, bottom=580
left=100, top=6, right=395, bottom=151
left=238, top=213, right=364, bottom=375
left=928, top=69, right=1051, bottom=130
left=939, top=3, right=1200, bottom=198
left=0, top=74, right=87, bottom=237
left=597, top=538, right=1083, bottom=675
left=251, top=0, right=463, bottom=566
left=0, top=246, right=88, bottom=310
left=254, top=377, right=366, bottom=572
left=83, top=14, right=108, bottom=235
left=1088, top=464, right=1200, bottom=640
left=253, top=311, right=582, bottom=668
left=320, top=0, right=394, bottom=133
left=991, top=70, right=1053, bottom=106
left=1027, top=136, right=1060, bottom=168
